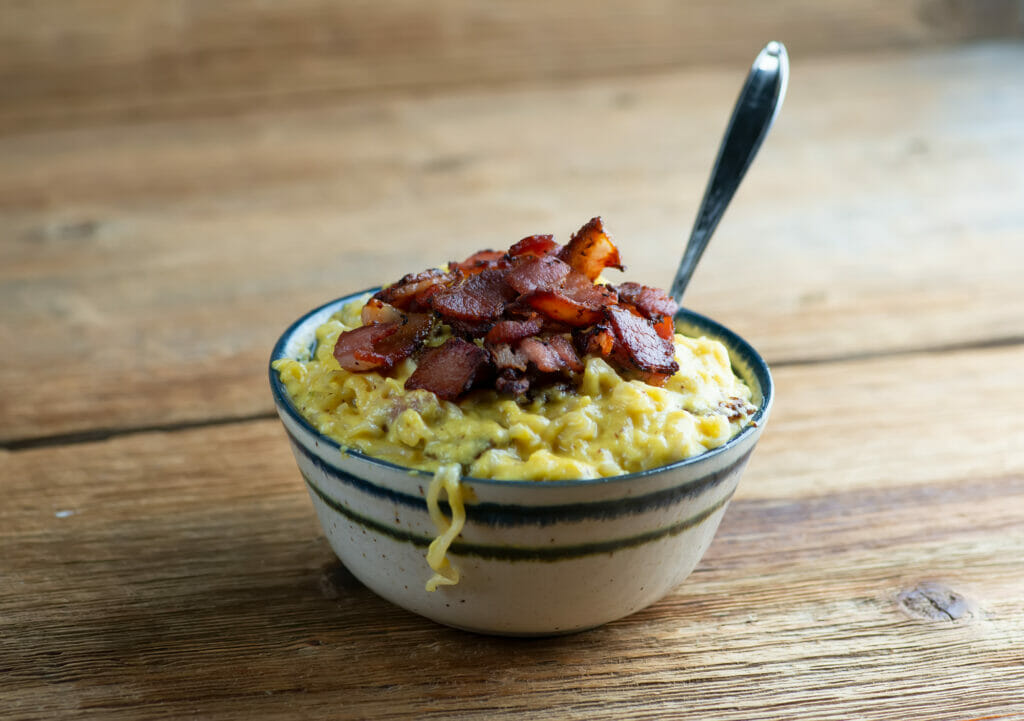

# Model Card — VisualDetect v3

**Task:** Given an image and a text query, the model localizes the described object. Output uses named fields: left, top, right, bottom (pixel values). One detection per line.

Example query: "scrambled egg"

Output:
left=274, top=297, right=755, bottom=480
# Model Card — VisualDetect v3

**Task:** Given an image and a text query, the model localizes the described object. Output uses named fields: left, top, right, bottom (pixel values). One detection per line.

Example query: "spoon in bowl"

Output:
left=669, top=41, right=789, bottom=305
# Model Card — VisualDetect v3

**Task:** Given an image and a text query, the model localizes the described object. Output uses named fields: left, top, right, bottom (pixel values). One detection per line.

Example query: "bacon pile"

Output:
left=333, top=218, right=680, bottom=401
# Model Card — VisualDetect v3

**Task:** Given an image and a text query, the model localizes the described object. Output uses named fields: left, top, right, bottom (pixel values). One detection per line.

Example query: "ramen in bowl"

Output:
left=270, top=219, right=772, bottom=634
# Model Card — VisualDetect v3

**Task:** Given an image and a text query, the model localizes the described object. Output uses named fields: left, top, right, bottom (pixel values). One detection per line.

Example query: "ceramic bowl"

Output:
left=270, top=290, right=773, bottom=636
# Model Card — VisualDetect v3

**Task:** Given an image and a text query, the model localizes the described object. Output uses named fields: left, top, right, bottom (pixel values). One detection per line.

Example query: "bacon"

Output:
left=521, top=271, right=617, bottom=327
left=334, top=313, right=434, bottom=372
left=360, top=298, right=405, bottom=326
left=501, top=298, right=541, bottom=319
left=652, top=315, right=675, bottom=340
left=615, top=282, right=678, bottom=319
left=496, top=370, right=530, bottom=396
left=505, top=255, right=572, bottom=295
left=373, top=269, right=453, bottom=311
left=431, top=269, right=516, bottom=322
left=452, top=249, right=510, bottom=276
left=370, top=313, right=434, bottom=364
left=522, top=291, right=605, bottom=327
left=518, top=335, right=583, bottom=374
left=559, top=217, right=623, bottom=281
left=446, top=318, right=494, bottom=338
left=605, top=306, right=679, bottom=375
left=404, top=338, right=490, bottom=401
left=575, top=324, right=615, bottom=357
left=333, top=323, right=399, bottom=372
left=616, top=299, right=676, bottom=339
left=508, top=234, right=559, bottom=259
left=560, top=271, right=618, bottom=308
left=517, top=338, right=562, bottom=373
left=489, top=343, right=527, bottom=372
left=485, top=315, right=545, bottom=345
left=546, top=334, right=584, bottom=373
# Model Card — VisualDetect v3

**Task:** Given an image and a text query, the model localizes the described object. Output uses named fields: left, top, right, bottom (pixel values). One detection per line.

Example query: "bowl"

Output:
left=270, top=289, right=773, bottom=636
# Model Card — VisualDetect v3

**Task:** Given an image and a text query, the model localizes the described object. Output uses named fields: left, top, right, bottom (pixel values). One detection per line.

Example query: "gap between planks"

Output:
left=3, top=335, right=1023, bottom=452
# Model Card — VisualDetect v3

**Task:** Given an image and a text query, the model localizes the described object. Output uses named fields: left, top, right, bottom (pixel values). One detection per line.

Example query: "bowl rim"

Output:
left=270, top=289, right=773, bottom=488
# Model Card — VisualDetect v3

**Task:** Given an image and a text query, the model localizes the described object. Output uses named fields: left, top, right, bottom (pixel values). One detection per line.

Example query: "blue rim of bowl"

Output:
left=269, top=289, right=774, bottom=488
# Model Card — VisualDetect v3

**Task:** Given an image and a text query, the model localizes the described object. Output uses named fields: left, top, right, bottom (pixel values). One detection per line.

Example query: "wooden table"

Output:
left=3, top=26, right=1023, bottom=719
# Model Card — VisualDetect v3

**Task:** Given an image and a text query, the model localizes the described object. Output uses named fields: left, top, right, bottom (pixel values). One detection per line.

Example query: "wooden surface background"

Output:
left=2, top=3, right=1023, bottom=719
left=4, top=0, right=1024, bottom=132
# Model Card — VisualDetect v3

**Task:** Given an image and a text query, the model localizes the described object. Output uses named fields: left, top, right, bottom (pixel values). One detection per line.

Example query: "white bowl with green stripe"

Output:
left=271, top=292, right=773, bottom=636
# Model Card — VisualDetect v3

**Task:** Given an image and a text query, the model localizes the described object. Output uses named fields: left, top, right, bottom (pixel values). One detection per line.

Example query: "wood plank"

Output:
left=748, top=345, right=1024, bottom=500
left=3, top=348, right=1023, bottom=719
left=2, top=45, right=1024, bottom=442
left=2, top=1, right=1022, bottom=132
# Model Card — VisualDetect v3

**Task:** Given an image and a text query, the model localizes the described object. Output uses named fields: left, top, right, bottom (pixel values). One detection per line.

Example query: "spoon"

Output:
left=669, top=41, right=789, bottom=305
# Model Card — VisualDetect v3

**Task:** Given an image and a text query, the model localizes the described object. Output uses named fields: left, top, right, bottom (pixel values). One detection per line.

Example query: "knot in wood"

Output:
left=897, top=581, right=973, bottom=622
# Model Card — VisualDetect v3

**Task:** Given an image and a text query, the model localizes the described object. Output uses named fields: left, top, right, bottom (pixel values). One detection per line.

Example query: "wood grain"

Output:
left=2, top=0, right=1022, bottom=132
left=3, top=348, right=1023, bottom=720
left=4, top=6, right=1024, bottom=716
left=3, top=44, right=1024, bottom=444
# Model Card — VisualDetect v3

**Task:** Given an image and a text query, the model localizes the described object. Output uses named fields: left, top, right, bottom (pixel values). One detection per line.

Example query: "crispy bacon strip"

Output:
left=333, top=323, right=399, bottom=372
left=446, top=317, right=494, bottom=338
left=508, top=234, right=559, bottom=258
left=616, top=282, right=678, bottom=319
left=404, top=338, right=490, bottom=401
left=560, top=271, right=618, bottom=308
left=546, top=335, right=584, bottom=373
left=522, top=291, right=604, bottom=327
left=559, top=217, right=623, bottom=281
left=373, top=269, right=452, bottom=311
left=334, top=313, right=434, bottom=372
left=489, top=343, right=527, bottom=372
left=369, top=313, right=435, bottom=364
left=505, top=255, right=572, bottom=296
left=605, top=306, right=679, bottom=376
left=575, top=324, right=615, bottom=358
left=485, top=315, right=545, bottom=346
left=361, top=298, right=405, bottom=326
left=431, top=269, right=515, bottom=322
left=652, top=315, right=675, bottom=340
left=518, top=338, right=561, bottom=374
left=517, top=335, right=583, bottom=374
left=521, top=271, right=617, bottom=327
left=496, top=370, right=530, bottom=396
left=452, top=249, right=509, bottom=275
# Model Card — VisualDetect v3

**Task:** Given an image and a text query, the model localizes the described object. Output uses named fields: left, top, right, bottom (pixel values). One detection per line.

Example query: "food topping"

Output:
left=508, top=233, right=559, bottom=258
left=333, top=312, right=435, bottom=372
left=518, top=335, right=584, bottom=374
left=615, top=282, right=678, bottom=320
left=558, top=217, right=623, bottom=280
left=484, top=316, right=545, bottom=346
left=505, top=255, right=572, bottom=295
left=336, top=217, right=680, bottom=400
left=373, top=268, right=453, bottom=311
left=405, top=338, right=491, bottom=401
left=430, top=269, right=516, bottom=322
left=605, top=306, right=679, bottom=378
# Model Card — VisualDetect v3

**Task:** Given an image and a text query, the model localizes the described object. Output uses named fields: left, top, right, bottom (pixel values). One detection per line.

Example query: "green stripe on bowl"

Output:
left=290, top=431, right=748, bottom=526
left=303, top=472, right=735, bottom=562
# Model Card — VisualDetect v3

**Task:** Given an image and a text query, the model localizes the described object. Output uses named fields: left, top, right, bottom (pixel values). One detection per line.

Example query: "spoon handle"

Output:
left=669, top=41, right=789, bottom=305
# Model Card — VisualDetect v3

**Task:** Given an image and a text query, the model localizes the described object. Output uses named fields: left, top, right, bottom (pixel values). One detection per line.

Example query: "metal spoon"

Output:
left=669, top=41, right=789, bottom=304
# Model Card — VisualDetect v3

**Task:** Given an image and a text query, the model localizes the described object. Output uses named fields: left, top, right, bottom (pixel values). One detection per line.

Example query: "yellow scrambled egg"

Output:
left=274, top=297, right=755, bottom=480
